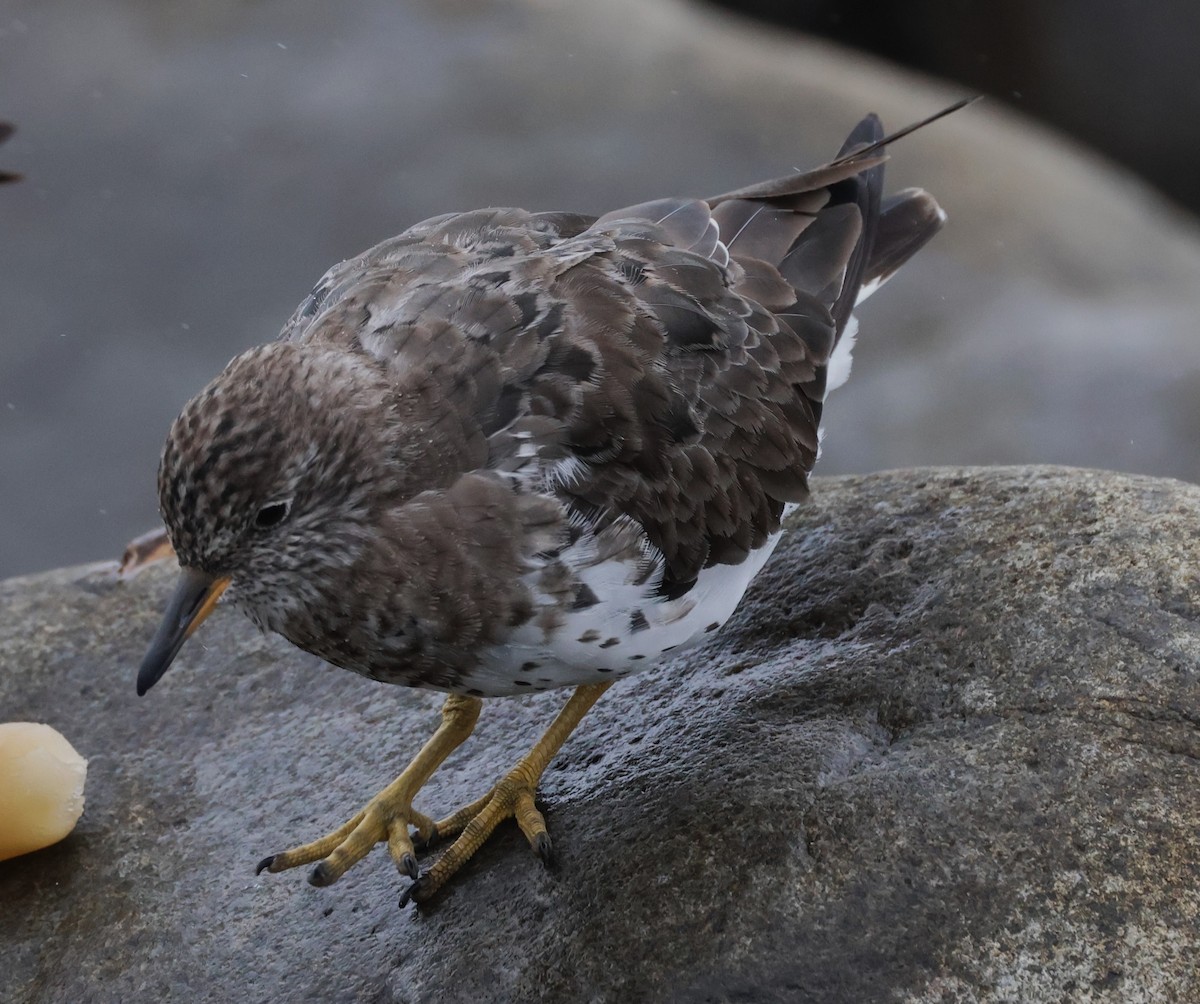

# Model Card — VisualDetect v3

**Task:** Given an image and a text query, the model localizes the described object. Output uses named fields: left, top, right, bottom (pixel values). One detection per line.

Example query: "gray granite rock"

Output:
left=2, top=466, right=1198, bottom=1003
left=4, top=0, right=1200, bottom=577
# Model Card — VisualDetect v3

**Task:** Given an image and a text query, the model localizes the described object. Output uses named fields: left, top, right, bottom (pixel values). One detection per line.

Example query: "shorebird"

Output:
left=131, top=101, right=964, bottom=904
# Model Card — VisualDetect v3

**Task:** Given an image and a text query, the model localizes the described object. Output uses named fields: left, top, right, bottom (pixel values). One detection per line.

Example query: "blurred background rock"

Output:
left=711, top=0, right=1200, bottom=216
left=2, top=0, right=1199, bottom=578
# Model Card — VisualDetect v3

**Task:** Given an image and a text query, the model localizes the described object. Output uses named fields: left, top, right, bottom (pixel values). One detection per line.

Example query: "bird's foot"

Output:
left=254, top=685, right=609, bottom=906
left=257, top=791, right=439, bottom=886
left=400, top=764, right=554, bottom=906
left=399, top=681, right=611, bottom=905
left=256, top=693, right=482, bottom=888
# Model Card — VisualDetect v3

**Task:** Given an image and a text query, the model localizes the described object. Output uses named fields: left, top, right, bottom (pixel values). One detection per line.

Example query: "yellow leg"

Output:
left=257, top=693, right=482, bottom=886
left=402, top=681, right=612, bottom=905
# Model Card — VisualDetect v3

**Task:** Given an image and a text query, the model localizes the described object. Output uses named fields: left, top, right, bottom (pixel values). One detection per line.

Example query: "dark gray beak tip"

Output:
left=136, top=626, right=182, bottom=696
left=135, top=568, right=228, bottom=697
left=135, top=665, right=159, bottom=697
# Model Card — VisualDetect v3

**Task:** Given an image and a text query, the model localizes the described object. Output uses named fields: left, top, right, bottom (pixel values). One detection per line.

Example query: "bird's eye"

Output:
left=254, top=500, right=291, bottom=530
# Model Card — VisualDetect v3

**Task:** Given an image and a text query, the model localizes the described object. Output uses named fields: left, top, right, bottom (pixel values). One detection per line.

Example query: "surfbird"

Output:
left=133, top=101, right=965, bottom=905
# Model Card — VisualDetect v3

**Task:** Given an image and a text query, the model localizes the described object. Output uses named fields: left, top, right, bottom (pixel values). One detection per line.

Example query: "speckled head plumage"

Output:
left=158, top=343, right=387, bottom=577
left=137, top=342, right=409, bottom=694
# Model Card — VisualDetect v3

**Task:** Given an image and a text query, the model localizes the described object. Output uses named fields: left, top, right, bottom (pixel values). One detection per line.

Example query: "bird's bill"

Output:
left=136, top=568, right=230, bottom=696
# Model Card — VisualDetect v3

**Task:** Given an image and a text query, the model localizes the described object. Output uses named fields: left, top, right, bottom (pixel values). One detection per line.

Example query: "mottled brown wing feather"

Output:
left=545, top=115, right=893, bottom=596
left=279, top=111, right=951, bottom=599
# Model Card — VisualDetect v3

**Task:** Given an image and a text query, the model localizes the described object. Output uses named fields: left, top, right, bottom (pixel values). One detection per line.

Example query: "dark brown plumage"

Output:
left=135, top=102, right=963, bottom=903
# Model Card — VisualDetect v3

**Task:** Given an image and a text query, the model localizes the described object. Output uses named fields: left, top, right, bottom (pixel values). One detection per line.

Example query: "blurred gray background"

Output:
left=711, top=0, right=1200, bottom=216
left=3, top=0, right=1200, bottom=578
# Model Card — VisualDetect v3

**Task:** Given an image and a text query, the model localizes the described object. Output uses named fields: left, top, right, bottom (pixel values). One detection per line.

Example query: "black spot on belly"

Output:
left=661, top=644, right=678, bottom=653
left=513, top=680, right=531, bottom=687
left=705, top=621, right=721, bottom=633
left=596, top=667, right=612, bottom=673
left=629, top=610, right=650, bottom=633
left=600, top=637, right=620, bottom=649
left=520, top=661, right=540, bottom=672
left=578, top=629, right=601, bottom=643
left=572, top=583, right=601, bottom=610
left=629, top=654, right=645, bottom=660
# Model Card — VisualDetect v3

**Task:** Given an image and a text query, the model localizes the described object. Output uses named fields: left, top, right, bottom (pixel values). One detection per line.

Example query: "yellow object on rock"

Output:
left=0, top=722, right=87, bottom=861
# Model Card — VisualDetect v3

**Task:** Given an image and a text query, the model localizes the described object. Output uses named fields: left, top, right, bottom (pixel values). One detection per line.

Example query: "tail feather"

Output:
left=703, top=97, right=975, bottom=209
left=856, top=188, right=946, bottom=304
left=825, top=112, right=886, bottom=339
left=710, top=100, right=969, bottom=406
left=597, top=100, right=969, bottom=418
left=777, top=203, right=863, bottom=303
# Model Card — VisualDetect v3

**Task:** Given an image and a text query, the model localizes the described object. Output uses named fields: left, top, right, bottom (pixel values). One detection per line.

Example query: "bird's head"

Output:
left=136, top=341, right=392, bottom=696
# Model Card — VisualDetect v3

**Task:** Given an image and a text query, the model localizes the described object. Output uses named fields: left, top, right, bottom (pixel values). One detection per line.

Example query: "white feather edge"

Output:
left=826, top=256, right=905, bottom=398
left=824, top=314, right=858, bottom=396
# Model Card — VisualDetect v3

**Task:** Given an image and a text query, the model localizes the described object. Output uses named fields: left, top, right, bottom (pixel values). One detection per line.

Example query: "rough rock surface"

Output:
left=6, top=0, right=1200, bottom=577
left=2, top=466, right=1198, bottom=1003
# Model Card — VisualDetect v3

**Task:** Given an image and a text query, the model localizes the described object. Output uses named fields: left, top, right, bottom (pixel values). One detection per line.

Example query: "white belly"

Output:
left=462, top=521, right=787, bottom=696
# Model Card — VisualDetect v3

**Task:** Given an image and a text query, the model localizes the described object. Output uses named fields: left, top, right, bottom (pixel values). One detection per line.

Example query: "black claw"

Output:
left=534, top=833, right=555, bottom=868
left=398, top=872, right=440, bottom=909
left=413, top=823, right=439, bottom=852
left=308, top=861, right=335, bottom=888
left=399, top=876, right=425, bottom=908
left=400, top=852, right=419, bottom=880
left=255, top=855, right=276, bottom=876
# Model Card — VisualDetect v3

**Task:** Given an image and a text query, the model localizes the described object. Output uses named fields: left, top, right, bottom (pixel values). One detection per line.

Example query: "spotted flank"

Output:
left=465, top=522, right=787, bottom=693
